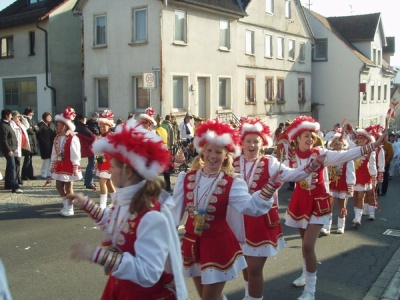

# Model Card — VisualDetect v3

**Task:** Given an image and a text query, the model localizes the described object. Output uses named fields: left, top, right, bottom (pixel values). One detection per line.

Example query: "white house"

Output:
left=0, top=0, right=82, bottom=119
left=304, top=10, right=396, bottom=131
left=72, top=0, right=314, bottom=128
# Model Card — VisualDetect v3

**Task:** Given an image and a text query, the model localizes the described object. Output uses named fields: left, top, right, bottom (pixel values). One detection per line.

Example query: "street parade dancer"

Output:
left=170, top=118, right=324, bottom=300
left=51, top=107, right=82, bottom=217
left=284, top=116, right=386, bottom=300
left=234, top=117, right=321, bottom=300
left=353, top=125, right=380, bottom=225
left=323, top=129, right=355, bottom=235
left=67, top=118, right=188, bottom=300
left=95, top=109, right=116, bottom=208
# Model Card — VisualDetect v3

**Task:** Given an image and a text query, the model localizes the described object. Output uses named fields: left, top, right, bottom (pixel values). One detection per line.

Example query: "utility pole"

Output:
left=306, top=0, right=312, bottom=10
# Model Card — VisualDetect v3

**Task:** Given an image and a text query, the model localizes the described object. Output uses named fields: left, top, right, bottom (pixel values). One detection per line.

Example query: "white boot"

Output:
left=243, top=296, right=263, bottom=300
left=61, top=201, right=74, bottom=217
left=353, top=208, right=362, bottom=227
left=292, top=260, right=306, bottom=287
left=243, top=280, right=249, bottom=297
left=362, top=203, right=369, bottom=216
left=297, top=271, right=316, bottom=300
left=60, top=198, right=67, bottom=213
left=337, top=217, right=345, bottom=234
left=320, top=218, right=332, bottom=236
left=99, top=194, right=107, bottom=209
left=368, top=205, right=375, bottom=220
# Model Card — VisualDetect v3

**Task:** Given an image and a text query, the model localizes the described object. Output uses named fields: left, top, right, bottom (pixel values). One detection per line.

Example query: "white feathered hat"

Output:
left=91, top=118, right=170, bottom=180
left=55, top=107, right=76, bottom=131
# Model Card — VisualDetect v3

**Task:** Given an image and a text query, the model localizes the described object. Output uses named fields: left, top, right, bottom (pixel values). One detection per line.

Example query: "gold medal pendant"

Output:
left=300, top=180, right=308, bottom=189
left=193, top=210, right=206, bottom=235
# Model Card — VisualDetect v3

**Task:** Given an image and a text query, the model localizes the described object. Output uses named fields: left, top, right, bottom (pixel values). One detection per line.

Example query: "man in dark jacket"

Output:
left=21, top=107, right=39, bottom=180
left=0, top=109, right=23, bottom=193
left=75, top=114, right=97, bottom=190
left=86, top=112, right=100, bottom=136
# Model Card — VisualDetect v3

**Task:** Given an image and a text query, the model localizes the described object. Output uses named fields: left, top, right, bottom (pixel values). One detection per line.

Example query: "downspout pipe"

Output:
left=36, top=20, right=57, bottom=115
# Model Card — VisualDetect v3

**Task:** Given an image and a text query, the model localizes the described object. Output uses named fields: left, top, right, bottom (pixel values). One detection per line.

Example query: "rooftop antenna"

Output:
left=349, top=5, right=354, bottom=15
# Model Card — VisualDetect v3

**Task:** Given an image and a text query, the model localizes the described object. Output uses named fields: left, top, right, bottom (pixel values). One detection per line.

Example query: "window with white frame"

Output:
left=298, top=78, right=305, bottom=102
left=264, top=34, right=273, bottom=58
left=219, top=20, right=230, bottom=49
left=277, top=78, right=284, bottom=102
left=277, top=37, right=284, bottom=58
left=245, top=30, right=254, bottom=55
left=94, top=15, right=107, bottom=46
left=377, top=49, right=381, bottom=65
left=377, top=83, right=381, bottom=101
left=265, top=77, right=273, bottom=102
left=96, top=78, right=108, bottom=108
left=288, top=39, right=295, bottom=60
left=132, top=7, right=147, bottom=43
left=1, top=36, right=14, bottom=58
left=312, top=39, right=327, bottom=61
left=133, top=76, right=149, bottom=109
left=174, top=10, right=187, bottom=43
left=299, top=42, right=305, bottom=62
left=245, top=76, right=255, bottom=103
left=285, top=0, right=292, bottom=19
left=173, top=76, right=187, bottom=109
left=370, top=81, right=375, bottom=101
left=29, top=31, right=35, bottom=56
left=266, top=0, right=274, bottom=14
left=372, top=48, right=377, bottom=64
left=219, top=78, right=231, bottom=108
left=384, top=83, right=388, bottom=100
left=3, top=78, right=37, bottom=107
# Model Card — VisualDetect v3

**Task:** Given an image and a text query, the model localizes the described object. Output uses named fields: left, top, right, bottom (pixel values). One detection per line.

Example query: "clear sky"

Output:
left=301, top=0, right=400, bottom=66
left=1, top=0, right=399, bottom=66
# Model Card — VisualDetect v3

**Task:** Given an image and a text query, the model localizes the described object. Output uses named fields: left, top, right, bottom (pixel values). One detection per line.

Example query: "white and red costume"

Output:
left=83, top=118, right=187, bottom=299
left=51, top=108, right=82, bottom=182
left=284, top=117, right=376, bottom=229
left=96, top=110, right=115, bottom=179
left=171, top=118, right=276, bottom=285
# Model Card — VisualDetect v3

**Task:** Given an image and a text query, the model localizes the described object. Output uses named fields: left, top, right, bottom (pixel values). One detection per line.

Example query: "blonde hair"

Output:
left=113, top=159, right=165, bottom=214
left=189, top=152, right=235, bottom=178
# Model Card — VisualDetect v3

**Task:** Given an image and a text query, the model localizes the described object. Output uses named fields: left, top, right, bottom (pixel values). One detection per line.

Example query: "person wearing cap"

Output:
left=95, top=109, right=116, bottom=209
left=67, top=118, right=188, bottom=300
left=86, top=112, right=100, bottom=136
left=324, top=129, right=355, bottom=235
left=273, top=122, right=284, bottom=145
left=354, top=125, right=382, bottom=223
left=137, top=107, right=158, bottom=130
left=284, top=116, right=386, bottom=300
left=323, top=123, right=341, bottom=147
left=178, top=113, right=194, bottom=146
left=235, top=117, right=323, bottom=300
left=51, top=107, right=83, bottom=216
left=171, top=118, right=287, bottom=300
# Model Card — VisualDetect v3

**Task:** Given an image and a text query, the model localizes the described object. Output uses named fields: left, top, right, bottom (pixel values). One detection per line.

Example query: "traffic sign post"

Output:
left=143, top=72, right=155, bottom=89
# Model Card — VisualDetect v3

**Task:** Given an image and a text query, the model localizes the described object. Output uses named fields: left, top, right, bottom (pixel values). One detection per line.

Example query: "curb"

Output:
left=364, top=243, right=400, bottom=300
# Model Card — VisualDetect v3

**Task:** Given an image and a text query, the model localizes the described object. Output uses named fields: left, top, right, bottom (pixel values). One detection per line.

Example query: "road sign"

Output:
left=143, top=72, right=155, bottom=89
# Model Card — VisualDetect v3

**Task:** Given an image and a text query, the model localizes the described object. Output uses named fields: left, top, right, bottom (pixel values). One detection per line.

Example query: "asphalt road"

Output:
left=1, top=156, right=399, bottom=300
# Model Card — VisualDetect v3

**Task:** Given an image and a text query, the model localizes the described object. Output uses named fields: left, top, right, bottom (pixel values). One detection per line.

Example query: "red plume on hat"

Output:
left=55, top=107, right=76, bottom=131
left=356, top=124, right=379, bottom=143
left=193, top=118, right=241, bottom=156
left=328, top=128, right=349, bottom=149
left=98, top=109, right=115, bottom=127
left=239, top=117, right=272, bottom=146
left=285, top=116, right=320, bottom=142
left=92, top=118, right=170, bottom=180
left=138, top=107, right=157, bottom=126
